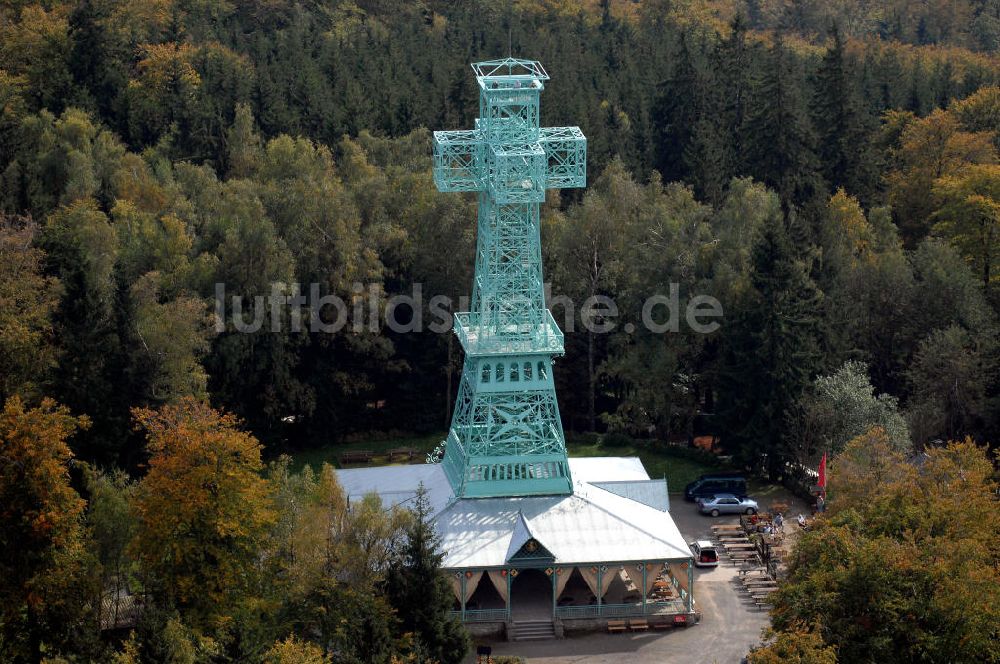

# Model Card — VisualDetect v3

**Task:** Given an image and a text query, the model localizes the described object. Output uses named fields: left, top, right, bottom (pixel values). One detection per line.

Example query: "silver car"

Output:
left=698, top=493, right=758, bottom=517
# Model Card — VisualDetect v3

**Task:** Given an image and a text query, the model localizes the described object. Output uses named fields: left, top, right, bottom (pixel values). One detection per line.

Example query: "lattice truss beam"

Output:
left=472, top=199, right=546, bottom=329
left=539, top=126, right=587, bottom=189
left=432, top=129, right=483, bottom=192
left=450, top=361, right=566, bottom=457
left=433, top=129, right=587, bottom=196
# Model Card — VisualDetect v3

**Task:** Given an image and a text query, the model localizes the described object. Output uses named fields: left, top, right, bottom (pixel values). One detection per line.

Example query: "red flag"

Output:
left=817, top=452, right=827, bottom=489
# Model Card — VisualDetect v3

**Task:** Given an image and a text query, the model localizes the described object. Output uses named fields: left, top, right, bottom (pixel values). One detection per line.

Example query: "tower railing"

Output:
left=453, top=309, right=564, bottom=357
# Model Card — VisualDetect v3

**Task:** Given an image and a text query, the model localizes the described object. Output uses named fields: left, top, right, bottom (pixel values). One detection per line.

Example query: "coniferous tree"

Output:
left=385, top=485, right=468, bottom=664
left=717, top=224, right=823, bottom=476
left=714, top=14, right=754, bottom=176
left=812, top=27, right=878, bottom=203
left=683, top=81, right=731, bottom=205
left=652, top=32, right=700, bottom=183
left=744, top=34, right=823, bottom=216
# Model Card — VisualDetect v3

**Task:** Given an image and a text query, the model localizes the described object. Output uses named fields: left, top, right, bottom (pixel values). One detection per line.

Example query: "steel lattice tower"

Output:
left=432, top=59, right=587, bottom=497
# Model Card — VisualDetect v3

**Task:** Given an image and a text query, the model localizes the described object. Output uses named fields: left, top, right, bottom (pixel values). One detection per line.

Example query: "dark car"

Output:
left=684, top=473, right=747, bottom=501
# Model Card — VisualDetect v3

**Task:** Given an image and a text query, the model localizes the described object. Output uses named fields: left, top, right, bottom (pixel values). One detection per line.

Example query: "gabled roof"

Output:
left=505, top=510, right=534, bottom=561
left=505, top=511, right=555, bottom=562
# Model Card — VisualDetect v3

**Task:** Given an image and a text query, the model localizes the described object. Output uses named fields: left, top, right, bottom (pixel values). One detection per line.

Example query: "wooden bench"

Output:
left=628, top=618, right=649, bottom=632
left=388, top=447, right=418, bottom=462
left=607, top=620, right=627, bottom=633
left=338, top=450, right=373, bottom=465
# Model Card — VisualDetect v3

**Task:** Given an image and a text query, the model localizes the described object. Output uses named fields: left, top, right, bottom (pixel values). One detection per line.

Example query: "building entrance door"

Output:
left=510, top=568, right=552, bottom=620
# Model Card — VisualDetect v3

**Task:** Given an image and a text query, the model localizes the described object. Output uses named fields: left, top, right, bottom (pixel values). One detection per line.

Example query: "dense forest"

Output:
left=1, top=0, right=1000, bottom=661
left=2, top=0, right=998, bottom=467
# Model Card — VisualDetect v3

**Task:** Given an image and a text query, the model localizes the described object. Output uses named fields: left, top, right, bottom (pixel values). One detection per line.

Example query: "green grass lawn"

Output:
left=289, top=431, right=444, bottom=472
left=564, top=439, right=732, bottom=493
left=290, top=431, right=731, bottom=493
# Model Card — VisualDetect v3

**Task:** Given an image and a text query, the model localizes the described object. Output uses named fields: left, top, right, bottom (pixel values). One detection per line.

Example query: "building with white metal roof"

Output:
left=337, top=456, right=696, bottom=628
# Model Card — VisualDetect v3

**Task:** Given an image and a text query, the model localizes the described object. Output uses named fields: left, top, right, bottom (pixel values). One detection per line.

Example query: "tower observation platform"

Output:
left=432, top=58, right=587, bottom=498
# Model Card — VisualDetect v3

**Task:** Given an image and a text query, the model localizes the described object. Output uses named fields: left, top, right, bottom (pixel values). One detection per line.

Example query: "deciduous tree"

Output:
left=932, top=162, right=1000, bottom=290
left=769, top=433, right=1000, bottom=663
left=130, top=399, right=274, bottom=630
left=0, top=216, right=61, bottom=403
left=0, top=396, right=98, bottom=661
left=791, top=361, right=910, bottom=462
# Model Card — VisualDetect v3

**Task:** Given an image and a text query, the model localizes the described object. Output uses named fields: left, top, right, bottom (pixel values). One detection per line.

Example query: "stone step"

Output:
left=511, top=620, right=556, bottom=641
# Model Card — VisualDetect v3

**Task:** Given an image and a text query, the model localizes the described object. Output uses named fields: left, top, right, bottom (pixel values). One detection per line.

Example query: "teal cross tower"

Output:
left=432, top=59, right=587, bottom=498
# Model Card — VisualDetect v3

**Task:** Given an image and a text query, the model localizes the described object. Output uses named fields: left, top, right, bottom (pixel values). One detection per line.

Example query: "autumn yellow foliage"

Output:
left=130, top=398, right=275, bottom=628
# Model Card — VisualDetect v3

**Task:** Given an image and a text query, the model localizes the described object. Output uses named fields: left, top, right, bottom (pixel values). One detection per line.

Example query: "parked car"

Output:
left=689, top=540, right=719, bottom=567
left=684, top=473, right=747, bottom=501
left=698, top=494, right=758, bottom=517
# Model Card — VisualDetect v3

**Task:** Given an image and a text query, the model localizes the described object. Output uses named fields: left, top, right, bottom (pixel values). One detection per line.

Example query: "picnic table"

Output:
left=739, top=570, right=773, bottom=579
left=729, top=554, right=761, bottom=566
left=738, top=566, right=768, bottom=576
left=724, top=543, right=757, bottom=550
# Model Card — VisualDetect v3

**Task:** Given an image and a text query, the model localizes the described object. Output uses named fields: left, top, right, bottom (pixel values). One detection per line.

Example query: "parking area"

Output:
left=463, top=487, right=809, bottom=664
